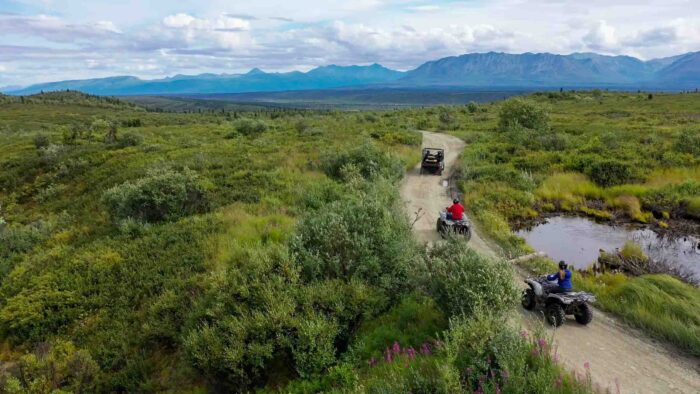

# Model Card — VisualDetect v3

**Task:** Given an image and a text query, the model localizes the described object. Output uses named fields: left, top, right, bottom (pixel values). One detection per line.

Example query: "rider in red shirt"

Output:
left=447, top=199, right=464, bottom=220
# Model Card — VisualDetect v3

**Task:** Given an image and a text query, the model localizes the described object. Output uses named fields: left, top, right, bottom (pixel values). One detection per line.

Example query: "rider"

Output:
left=546, top=261, right=573, bottom=293
left=446, top=199, right=464, bottom=221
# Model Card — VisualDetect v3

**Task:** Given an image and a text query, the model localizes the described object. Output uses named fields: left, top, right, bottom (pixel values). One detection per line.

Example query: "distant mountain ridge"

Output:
left=401, top=51, right=699, bottom=87
left=6, top=51, right=699, bottom=95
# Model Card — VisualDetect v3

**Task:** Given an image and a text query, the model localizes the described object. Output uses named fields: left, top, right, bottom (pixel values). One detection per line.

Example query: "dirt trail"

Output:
left=399, top=131, right=700, bottom=394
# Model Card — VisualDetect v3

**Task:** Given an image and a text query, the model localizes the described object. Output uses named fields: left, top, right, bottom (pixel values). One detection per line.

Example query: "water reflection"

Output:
left=516, top=216, right=700, bottom=278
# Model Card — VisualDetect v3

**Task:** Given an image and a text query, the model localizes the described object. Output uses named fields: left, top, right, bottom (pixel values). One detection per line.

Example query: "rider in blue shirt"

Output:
left=547, top=261, right=573, bottom=293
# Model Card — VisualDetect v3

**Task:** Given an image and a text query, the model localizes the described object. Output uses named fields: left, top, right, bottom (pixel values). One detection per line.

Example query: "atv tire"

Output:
left=521, top=289, right=535, bottom=310
left=574, top=303, right=593, bottom=325
left=545, top=303, right=566, bottom=327
left=461, top=226, right=472, bottom=241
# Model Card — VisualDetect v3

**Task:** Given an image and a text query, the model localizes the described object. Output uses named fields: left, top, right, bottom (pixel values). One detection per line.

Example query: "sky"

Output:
left=1, top=0, right=699, bottom=86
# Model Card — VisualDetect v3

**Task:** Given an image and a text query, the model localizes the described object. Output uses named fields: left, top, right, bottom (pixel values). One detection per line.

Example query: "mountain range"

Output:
left=6, top=51, right=699, bottom=96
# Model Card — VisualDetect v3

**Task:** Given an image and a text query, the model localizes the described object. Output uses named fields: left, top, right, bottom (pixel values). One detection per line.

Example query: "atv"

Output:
left=420, top=148, right=445, bottom=175
left=436, top=211, right=472, bottom=241
left=521, top=276, right=595, bottom=327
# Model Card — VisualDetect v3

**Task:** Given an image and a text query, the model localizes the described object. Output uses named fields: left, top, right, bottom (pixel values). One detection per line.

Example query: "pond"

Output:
left=516, top=216, right=700, bottom=279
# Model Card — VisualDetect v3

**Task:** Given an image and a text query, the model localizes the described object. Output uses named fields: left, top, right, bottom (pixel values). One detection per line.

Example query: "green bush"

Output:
left=102, top=167, right=209, bottom=222
left=116, top=131, right=144, bottom=148
left=320, top=143, right=405, bottom=182
left=290, top=180, right=418, bottom=297
left=235, top=118, right=268, bottom=136
left=467, top=101, right=479, bottom=113
left=498, top=98, right=549, bottom=131
left=422, top=239, right=518, bottom=318
left=568, top=155, right=633, bottom=187
left=183, top=246, right=302, bottom=388
left=0, top=340, right=99, bottom=393
left=585, top=159, right=633, bottom=187
left=32, top=134, right=50, bottom=149
left=674, top=130, right=700, bottom=156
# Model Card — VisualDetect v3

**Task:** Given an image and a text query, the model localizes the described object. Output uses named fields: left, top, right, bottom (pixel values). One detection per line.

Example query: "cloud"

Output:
left=224, top=13, right=257, bottom=20
left=582, top=20, right=618, bottom=51
left=162, top=13, right=250, bottom=31
left=407, top=5, right=440, bottom=12
left=0, top=14, right=121, bottom=43
left=1, top=1, right=700, bottom=85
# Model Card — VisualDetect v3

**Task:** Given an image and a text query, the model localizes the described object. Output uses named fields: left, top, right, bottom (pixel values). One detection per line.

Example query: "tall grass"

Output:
left=577, top=274, right=700, bottom=356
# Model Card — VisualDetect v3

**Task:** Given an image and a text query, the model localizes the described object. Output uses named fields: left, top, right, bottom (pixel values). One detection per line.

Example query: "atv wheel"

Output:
left=460, top=226, right=472, bottom=241
left=436, top=218, right=443, bottom=233
left=545, top=303, right=565, bottom=327
left=521, top=289, right=535, bottom=310
left=574, top=303, right=593, bottom=325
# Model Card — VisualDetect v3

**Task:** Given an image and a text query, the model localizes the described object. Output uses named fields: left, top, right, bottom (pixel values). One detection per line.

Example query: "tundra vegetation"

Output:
left=437, top=91, right=700, bottom=356
left=0, top=92, right=591, bottom=393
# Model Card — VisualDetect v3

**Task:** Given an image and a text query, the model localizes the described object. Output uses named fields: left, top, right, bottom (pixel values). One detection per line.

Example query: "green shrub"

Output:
left=102, top=167, right=209, bottom=222
left=116, top=131, right=143, bottom=148
left=290, top=180, right=418, bottom=297
left=235, top=118, right=268, bottom=136
left=183, top=246, right=301, bottom=388
left=674, top=130, right=700, bottom=156
left=498, top=98, right=549, bottom=131
left=320, top=143, right=405, bottom=182
left=568, top=155, right=633, bottom=187
left=466, top=101, right=479, bottom=113
left=585, top=159, right=633, bottom=187
left=32, top=134, right=50, bottom=149
left=0, top=340, right=99, bottom=393
left=423, top=239, right=518, bottom=318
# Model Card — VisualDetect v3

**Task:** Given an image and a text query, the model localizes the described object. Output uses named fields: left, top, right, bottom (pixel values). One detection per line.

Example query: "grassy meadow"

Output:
left=0, top=92, right=594, bottom=393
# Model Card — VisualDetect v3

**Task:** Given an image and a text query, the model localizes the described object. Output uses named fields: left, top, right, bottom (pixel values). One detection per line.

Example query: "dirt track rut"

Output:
left=399, top=131, right=700, bottom=394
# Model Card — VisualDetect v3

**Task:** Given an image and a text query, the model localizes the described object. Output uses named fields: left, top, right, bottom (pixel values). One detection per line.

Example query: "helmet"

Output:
left=453, top=199, right=459, bottom=204
left=558, top=260, right=568, bottom=269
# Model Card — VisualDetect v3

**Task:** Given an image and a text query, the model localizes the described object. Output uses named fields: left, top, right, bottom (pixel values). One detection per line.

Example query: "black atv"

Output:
left=521, top=276, right=595, bottom=327
left=436, top=211, right=472, bottom=241
left=420, top=148, right=445, bottom=175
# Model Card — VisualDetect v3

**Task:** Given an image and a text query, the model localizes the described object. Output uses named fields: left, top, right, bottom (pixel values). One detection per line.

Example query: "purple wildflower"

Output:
left=519, top=330, right=529, bottom=339
left=584, top=361, right=590, bottom=370
left=406, top=347, right=416, bottom=360
left=384, top=348, right=393, bottom=363
left=537, top=338, right=548, bottom=349
left=392, top=341, right=401, bottom=354
left=368, top=357, right=377, bottom=367
left=420, top=342, right=432, bottom=355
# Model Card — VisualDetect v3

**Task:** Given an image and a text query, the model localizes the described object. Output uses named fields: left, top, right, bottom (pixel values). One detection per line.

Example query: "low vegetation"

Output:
left=0, top=92, right=592, bottom=392
left=438, top=91, right=700, bottom=356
